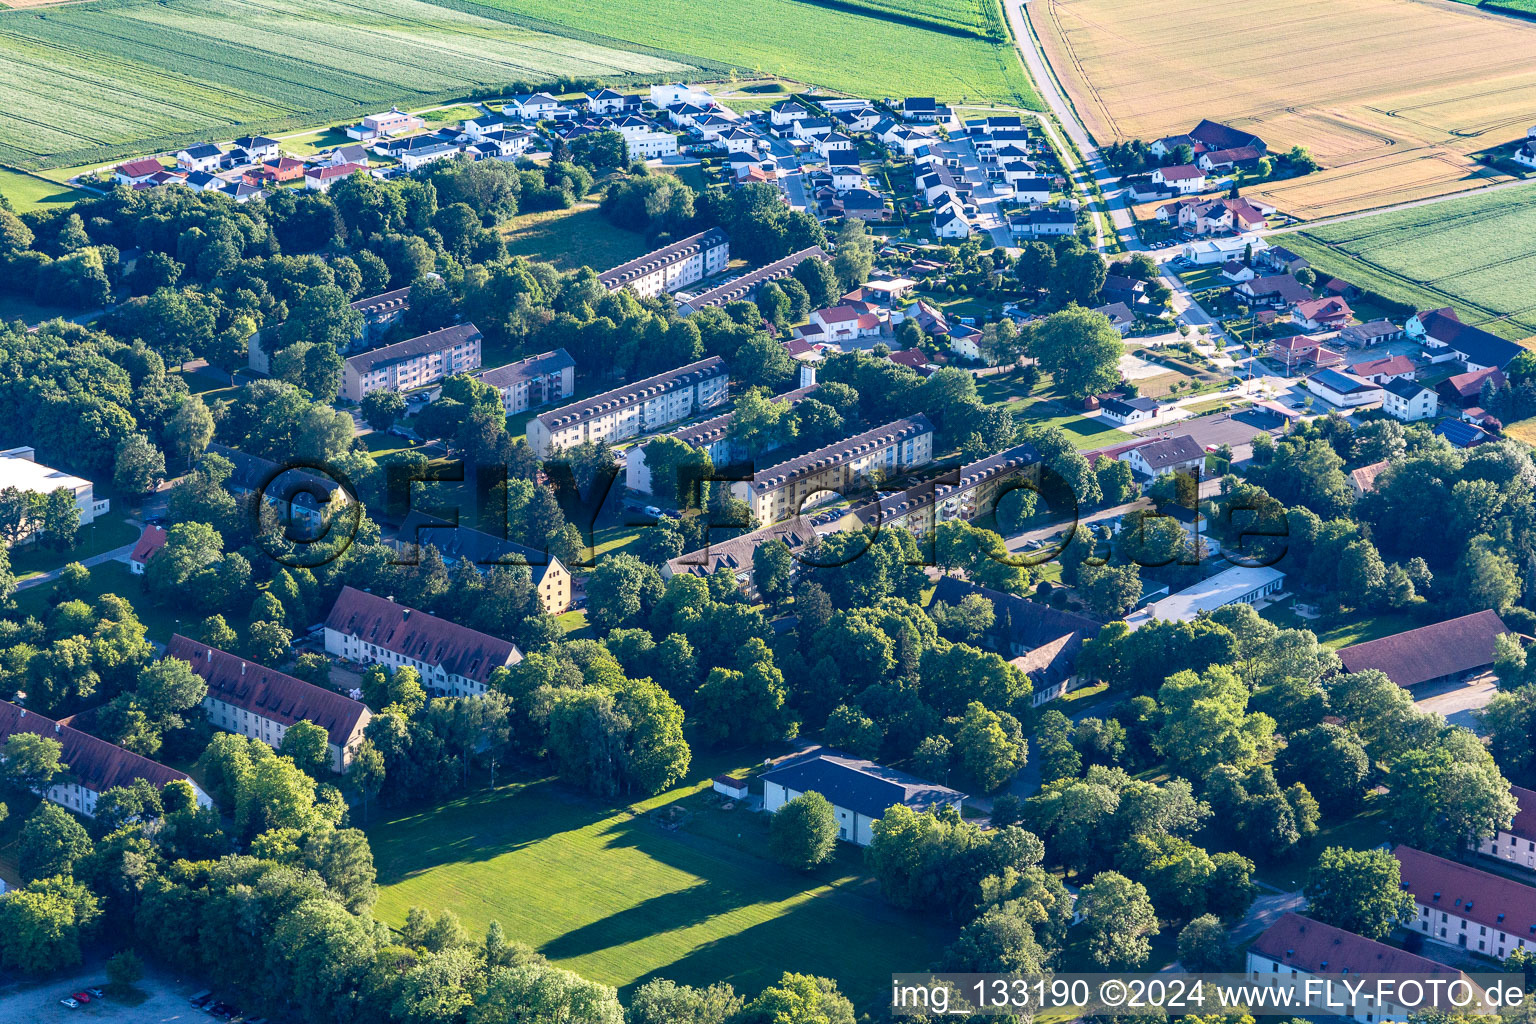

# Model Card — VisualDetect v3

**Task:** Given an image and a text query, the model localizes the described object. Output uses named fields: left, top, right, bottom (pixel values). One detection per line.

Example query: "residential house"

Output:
left=1349, top=459, right=1390, bottom=497
left=585, top=88, right=630, bottom=115
left=1246, top=913, right=1459, bottom=1023
left=1119, top=434, right=1205, bottom=479
left=393, top=512, right=572, bottom=614
left=1294, top=296, right=1354, bottom=331
left=127, top=524, right=167, bottom=575
left=114, top=158, right=165, bottom=185
left=527, top=356, right=728, bottom=458
left=664, top=516, right=818, bottom=598
left=650, top=82, right=713, bottom=109
left=832, top=106, right=881, bottom=132
left=677, top=247, right=827, bottom=314
left=792, top=117, right=834, bottom=141
left=761, top=750, right=964, bottom=846
left=1197, top=146, right=1263, bottom=174
left=397, top=142, right=462, bottom=173
left=1258, top=246, right=1310, bottom=275
left=1009, top=208, right=1076, bottom=238
left=167, top=636, right=371, bottom=772
left=1337, top=610, right=1510, bottom=689
left=1127, top=565, right=1286, bottom=628
left=932, top=203, right=972, bottom=239
left=1381, top=377, right=1438, bottom=421
left=1182, top=233, right=1268, bottom=265
left=176, top=144, right=222, bottom=173
left=1099, top=275, right=1145, bottom=308
left=623, top=127, right=678, bottom=160
left=243, top=157, right=306, bottom=185
left=1395, top=844, right=1536, bottom=958
left=1513, top=125, right=1536, bottom=170
left=505, top=93, right=565, bottom=121
left=1476, top=785, right=1536, bottom=874
left=348, top=108, right=424, bottom=140
left=0, top=447, right=109, bottom=543
left=321, top=144, right=371, bottom=167
left=479, top=348, right=576, bottom=416
left=1235, top=274, right=1313, bottom=310
left=323, top=586, right=521, bottom=697
left=898, top=97, right=954, bottom=123
left=735, top=415, right=935, bottom=523
left=1221, top=261, right=1256, bottom=283
left=182, top=170, right=222, bottom=193
left=599, top=228, right=730, bottom=298
left=769, top=100, right=811, bottom=128
left=826, top=151, right=865, bottom=192
left=833, top=187, right=889, bottom=222
left=0, top=700, right=211, bottom=817
left=232, top=136, right=280, bottom=163
left=340, top=323, right=482, bottom=403
left=815, top=132, right=855, bottom=158
left=1100, top=395, right=1160, bottom=425
left=1270, top=335, right=1343, bottom=375
left=1407, top=308, right=1524, bottom=372
left=1093, top=302, right=1135, bottom=335
left=809, top=305, right=884, bottom=345
left=1303, top=368, right=1383, bottom=408
left=304, top=163, right=367, bottom=191
left=1151, top=165, right=1207, bottom=195
left=1348, top=355, right=1415, bottom=387
left=1007, top=174, right=1052, bottom=204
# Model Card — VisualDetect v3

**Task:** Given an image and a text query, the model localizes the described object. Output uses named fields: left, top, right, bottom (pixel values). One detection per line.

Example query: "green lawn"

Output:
left=9, top=513, right=142, bottom=581
left=367, top=768, right=954, bottom=1010
left=1260, top=602, right=1421, bottom=651
left=500, top=203, right=650, bottom=272
left=0, top=165, right=90, bottom=212
left=13, top=560, right=188, bottom=644
left=974, top=371, right=1133, bottom=450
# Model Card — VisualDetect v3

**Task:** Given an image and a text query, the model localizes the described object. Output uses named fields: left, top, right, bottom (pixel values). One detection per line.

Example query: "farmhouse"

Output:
left=1128, top=565, right=1286, bottom=628
left=1407, top=308, right=1524, bottom=372
left=1197, top=146, right=1263, bottom=174
left=677, top=247, right=827, bottom=314
left=1438, top=367, right=1505, bottom=409
left=1381, top=377, right=1438, bottom=422
left=930, top=576, right=1101, bottom=705
left=1302, top=368, right=1383, bottom=408
left=1338, top=320, right=1405, bottom=349
left=1119, top=434, right=1204, bottom=479
left=1476, top=785, right=1536, bottom=874
left=324, top=586, right=520, bottom=697
left=479, top=348, right=576, bottom=416
left=1336, top=610, right=1509, bottom=690
left=761, top=750, right=965, bottom=846
left=1247, top=913, right=1457, bottom=1023
left=394, top=511, right=572, bottom=614
left=663, top=516, right=818, bottom=598
left=167, top=635, right=372, bottom=772
left=735, top=415, right=935, bottom=523
left=1152, top=119, right=1266, bottom=158
left=527, top=356, right=728, bottom=458
left=1395, top=844, right=1536, bottom=959
left=1151, top=165, right=1206, bottom=194
left=339, top=323, right=482, bottom=403
left=1349, top=459, right=1390, bottom=498
left=0, top=699, right=211, bottom=817
left=0, top=446, right=109, bottom=543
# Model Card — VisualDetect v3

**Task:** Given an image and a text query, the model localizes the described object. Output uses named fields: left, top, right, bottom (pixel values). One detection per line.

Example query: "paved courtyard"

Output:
left=0, top=967, right=210, bottom=1024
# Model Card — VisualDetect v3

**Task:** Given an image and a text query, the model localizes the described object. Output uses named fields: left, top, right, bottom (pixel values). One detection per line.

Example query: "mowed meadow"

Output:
left=1035, top=0, right=1536, bottom=219
left=0, top=0, right=699, bottom=168
left=1282, top=183, right=1536, bottom=340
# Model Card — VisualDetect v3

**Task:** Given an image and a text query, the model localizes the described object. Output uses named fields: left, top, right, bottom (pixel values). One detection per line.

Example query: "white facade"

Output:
left=1182, top=233, right=1269, bottom=265
left=1382, top=382, right=1438, bottom=422
left=1243, top=952, right=1431, bottom=1024
left=527, top=359, right=729, bottom=458
left=627, top=130, right=679, bottom=160
left=0, top=447, right=108, bottom=543
left=599, top=229, right=729, bottom=299
left=1152, top=165, right=1206, bottom=194
left=763, top=779, right=881, bottom=845
left=1128, top=566, right=1285, bottom=628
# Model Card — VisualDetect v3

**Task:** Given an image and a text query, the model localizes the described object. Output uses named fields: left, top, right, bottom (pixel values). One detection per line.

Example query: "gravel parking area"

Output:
left=0, top=966, right=211, bottom=1024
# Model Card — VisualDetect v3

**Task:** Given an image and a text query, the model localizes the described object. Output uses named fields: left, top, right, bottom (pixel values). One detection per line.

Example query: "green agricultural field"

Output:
left=474, top=0, right=1039, bottom=109
left=0, top=164, right=90, bottom=212
left=1283, top=183, right=1536, bottom=340
left=368, top=772, right=954, bottom=1011
left=0, top=0, right=700, bottom=168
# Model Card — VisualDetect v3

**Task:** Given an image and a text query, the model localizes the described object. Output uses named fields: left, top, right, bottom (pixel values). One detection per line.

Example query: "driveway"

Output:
left=15, top=537, right=141, bottom=592
left=1412, top=674, right=1498, bottom=732
left=1230, top=888, right=1307, bottom=945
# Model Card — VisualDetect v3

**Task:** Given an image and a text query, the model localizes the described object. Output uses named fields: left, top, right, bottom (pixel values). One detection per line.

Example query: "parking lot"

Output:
left=0, top=967, right=211, bottom=1024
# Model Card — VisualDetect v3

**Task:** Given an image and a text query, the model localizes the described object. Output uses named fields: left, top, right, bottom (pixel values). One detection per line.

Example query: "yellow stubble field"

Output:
left=1035, top=0, right=1536, bottom=219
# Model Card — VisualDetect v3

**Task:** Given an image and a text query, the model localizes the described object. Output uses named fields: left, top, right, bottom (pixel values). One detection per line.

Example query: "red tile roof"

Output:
left=117, top=158, right=164, bottom=178
left=324, top=586, right=520, bottom=684
left=1251, top=913, right=1455, bottom=976
left=129, top=524, right=167, bottom=565
left=1157, top=164, right=1205, bottom=181
left=1337, top=610, right=1509, bottom=687
left=307, top=162, right=365, bottom=181
left=165, top=635, right=370, bottom=748
left=1350, top=355, right=1415, bottom=378
left=1394, top=845, right=1536, bottom=938
left=1296, top=296, right=1352, bottom=322
left=0, top=699, right=193, bottom=796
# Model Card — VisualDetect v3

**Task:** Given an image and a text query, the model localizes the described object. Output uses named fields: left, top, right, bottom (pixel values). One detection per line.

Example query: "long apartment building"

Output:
left=249, top=285, right=411, bottom=372
left=323, top=586, right=521, bottom=697
left=623, top=381, right=819, bottom=494
left=1395, top=844, right=1536, bottom=959
left=0, top=699, right=212, bottom=817
left=599, top=228, right=730, bottom=298
left=526, top=356, right=729, bottom=459
left=339, top=323, right=482, bottom=403
left=1247, top=913, right=1459, bottom=1024
left=849, top=441, right=1041, bottom=539
left=1476, top=784, right=1536, bottom=873
left=676, top=246, right=827, bottom=314
left=733, top=414, right=935, bottom=524
left=479, top=347, right=576, bottom=415
left=167, top=635, right=372, bottom=772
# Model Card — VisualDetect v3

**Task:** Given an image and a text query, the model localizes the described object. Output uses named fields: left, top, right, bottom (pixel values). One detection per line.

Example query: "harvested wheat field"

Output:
left=1036, top=0, right=1536, bottom=219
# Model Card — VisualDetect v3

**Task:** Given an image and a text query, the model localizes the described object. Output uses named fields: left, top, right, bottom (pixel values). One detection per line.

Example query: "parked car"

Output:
left=59, top=998, right=79, bottom=1010
left=86, top=988, right=104, bottom=999
left=72, top=993, right=91, bottom=1004
left=642, top=506, right=663, bottom=518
